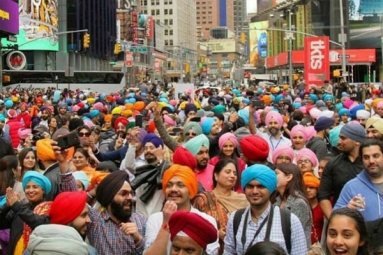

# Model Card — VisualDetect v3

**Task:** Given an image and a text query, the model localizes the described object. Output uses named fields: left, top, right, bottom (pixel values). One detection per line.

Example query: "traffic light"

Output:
left=184, top=63, right=190, bottom=74
left=83, top=33, right=90, bottom=49
left=114, top=43, right=122, bottom=55
left=240, top=32, right=247, bottom=44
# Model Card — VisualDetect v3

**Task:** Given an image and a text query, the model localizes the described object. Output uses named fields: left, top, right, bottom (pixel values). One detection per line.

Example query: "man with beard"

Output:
left=54, top=103, right=69, bottom=128
left=318, top=123, right=365, bottom=219
left=131, top=133, right=170, bottom=217
left=306, top=116, right=334, bottom=161
left=87, top=171, right=147, bottom=255
left=199, top=89, right=212, bottom=108
left=366, top=117, right=383, bottom=141
left=356, top=109, right=370, bottom=127
left=38, top=106, right=53, bottom=127
left=184, top=134, right=214, bottom=190
left=254, top=111, right=292, bottom=161
left=334, top=139, right=383, bottom=221
left=143, top=164, right=219, bottom=255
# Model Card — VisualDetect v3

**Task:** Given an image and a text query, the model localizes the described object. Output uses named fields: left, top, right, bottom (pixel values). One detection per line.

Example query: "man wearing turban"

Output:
left=224, top=164, right=308, bottom=255
left=366, top=116, right=383, bottom=141
left=144, top=164, right=219, bottom=255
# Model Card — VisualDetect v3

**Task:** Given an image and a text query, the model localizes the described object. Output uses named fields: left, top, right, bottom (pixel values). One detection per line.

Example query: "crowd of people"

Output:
left=0, top=78, right=382, bottom=255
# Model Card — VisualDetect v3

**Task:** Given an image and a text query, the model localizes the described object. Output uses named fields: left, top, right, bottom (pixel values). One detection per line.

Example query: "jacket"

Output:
left=7, top=118, right=24, bottom=148
left=306, top=136, right=328, bottom=161
left=17, top=112, right=31, bottom=128
left=99, top=129, right=117, bottom=153
left=334, top=170, right=383, bottom=221
left=0, top=201, right=50, bottom=255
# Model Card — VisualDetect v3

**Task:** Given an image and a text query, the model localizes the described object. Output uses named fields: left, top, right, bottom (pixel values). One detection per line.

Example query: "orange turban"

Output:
left=36, top=138, right=56, bottom=162
left=133, top=101, right=145, bottom=111
left=121, top=110, right=132, bottom=118
left=125, top=103, right=134, bottom=110
left=90, top=172, right=110, bottom=187
left=262, top=95, right=272, bottom=105
left=303, top=172, right=320, bottom=189
left=104, top=114, right=112, bottom=122
left=162, top=164, right=198, bottom=199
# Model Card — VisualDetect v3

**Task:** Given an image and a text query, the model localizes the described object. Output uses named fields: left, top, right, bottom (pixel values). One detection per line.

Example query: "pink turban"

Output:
left=290, top=125, right=308, bottom=142
left=218, top=132, right=239, bottom=150
left=296, top=148, right=319, bottom=167
left=163, top=115, right=176, bottom=127
left=299, top=106, right=307, bottom=114
left=272, top=145, right=294, bottom=164
left=309, top=108, right=321, bottom=119
left=294, top=98, right=302, bottom=103
left=265, top=111, right=283, bottom=127
left=377, top=102, right=383, bottom=109
left=169, top=100, right=178, bottom=107
left=343, top=99, right=354, bottom=109
left=93, top=102, right=104, bottom=111
left=305, top=126, right=317, bottom=140
left=72, top=105, right=80, bottom=112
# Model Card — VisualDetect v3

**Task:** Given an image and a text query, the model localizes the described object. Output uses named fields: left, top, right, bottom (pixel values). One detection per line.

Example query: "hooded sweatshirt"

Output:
left=334, top=170, right=383, bottom=221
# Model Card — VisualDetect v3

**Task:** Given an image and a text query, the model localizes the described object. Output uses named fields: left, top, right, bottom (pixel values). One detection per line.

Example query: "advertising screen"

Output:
left=349, top=0, right=383, bottom=49
left=205, top=41, right=236, bottom=53
left=249, top=21, right=269, bottom=67
left=1, top=0, right=59, bottom=51
left=0, top=0, right=19, bottom=35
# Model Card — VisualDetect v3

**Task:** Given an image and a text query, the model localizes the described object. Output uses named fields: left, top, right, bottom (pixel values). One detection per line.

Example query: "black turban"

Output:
left=96, top=171, right=129, bottom=207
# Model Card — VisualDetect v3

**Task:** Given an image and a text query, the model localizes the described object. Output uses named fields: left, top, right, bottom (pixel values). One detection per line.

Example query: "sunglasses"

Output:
left=79, top=132, right=91, bottom=137
left=186, top=132, right=197, bottom=137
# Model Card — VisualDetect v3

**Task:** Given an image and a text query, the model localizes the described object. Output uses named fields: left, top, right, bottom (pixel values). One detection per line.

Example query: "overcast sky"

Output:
left=247, top=0, right=257, bottom=14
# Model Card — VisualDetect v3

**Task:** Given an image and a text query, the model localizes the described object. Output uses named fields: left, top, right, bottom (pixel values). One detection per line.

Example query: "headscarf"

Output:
left=72, top=171, right=90, bottom=190
left=22, top=171, right=52, bottom=195
left=265, top=111, right=283, bottom=127
left=296, top=148, right=319, bottom=168
left=182, top=122, right=203, bottom=137
left=241, top=164, right=277, bottom=193
left=36, top=138, right=56, bottom=162
left=303, top=172, right=320, bottom=189
left=290, top=125, right=308, bottom=142
left=366, top=117, right=383, bottom=135
left=201, top=117, right=215, bottom=135
left=272, top=145, right=294, bottom=164
left=169, top=211, right=217, bottom=250
left=172, top=146, right=197, bottom=170
left=184, top=134, right=209, bottom=156
left=27, top=224, right=88, bottom=255
left=239, top=135, right=269, bottom=162
left=218, top=132, right=239, bottom=151
left=142, top=133, right=163, bottom=148
left=162, top=164, right=198, bottom=199
left=96, top=171, right=129, bottom=207
left=50, top=191, right=88, bottom=225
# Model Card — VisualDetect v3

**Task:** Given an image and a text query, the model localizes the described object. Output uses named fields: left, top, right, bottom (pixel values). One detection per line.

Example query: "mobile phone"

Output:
left=173, top=127, right=181, bottom=133
left=56, top=132, right=81, bottom=150
left=190, top=117, right=201, bottom=122
left=251, top=100, right=264, bottom=108
left=135, top=114, right=143, bottom=128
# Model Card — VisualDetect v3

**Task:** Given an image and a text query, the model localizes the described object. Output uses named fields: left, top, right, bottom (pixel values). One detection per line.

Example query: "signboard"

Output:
left=0, top=0, right=19, bottom=35
left=304, top=36, right=330, bottom=86
left=204, top=40, right=236, bottom=53
left=154, top=59, right=160, bottom=72
left=1, top=0, right=59, bottom=51
left=154, top=23, right=165, bottom=52
left=129, top=47, right=147, bottom=53
left=6, top=51, right=27, bottom=70
left=125, top=51, right=133, bottom=67
left=146, top=16, right=154, bottom=39
left=249, top=21, right=269, bottom=67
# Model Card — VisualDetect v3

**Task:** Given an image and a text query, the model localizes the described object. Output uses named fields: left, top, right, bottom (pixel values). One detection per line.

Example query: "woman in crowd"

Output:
left=47, top=117, right=58, bottom=137
left=0, top=156, right=21, bottom=199
left=273, top=163, right=312, bottom=247
left=70, top=148, right=95, bottom=180
left=290, top=124, right=308, bottom=157
left=272, top=145, right=295, bottom=166
left=0, top=171, right=52, bottom=255
left=77, top=125, right=92, bottom=144
left=193, top=158, right=248, bottom=254
left=99, top=114, right=117, bottom=153
left=318, top=156, right=331, bottom=179
left=18, top=148, right=40, bottom=178
left=72, top=171, right=90, bottom=191
left=303, top=172, right=324, bottom=246
left=326, top=208, right=369, bottom=255
left=296, top=148, right=319, bottom=175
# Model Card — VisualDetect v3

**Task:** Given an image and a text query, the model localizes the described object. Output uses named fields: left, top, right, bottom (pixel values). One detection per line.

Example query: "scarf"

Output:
left=213, top=191, right=249, bottom=213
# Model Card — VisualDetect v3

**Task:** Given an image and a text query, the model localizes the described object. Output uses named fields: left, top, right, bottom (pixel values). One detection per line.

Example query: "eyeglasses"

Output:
left=298, top=159, right=311, bottom=164
left=186, top=132, right=197, bottom=137
left=79, top=132, right=91, bottom=137
left=276, top=156, right=292, bottom=162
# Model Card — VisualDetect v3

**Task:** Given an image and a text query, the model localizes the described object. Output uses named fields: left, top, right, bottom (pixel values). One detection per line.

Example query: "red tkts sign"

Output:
left=304, top=36, right=330, bottom=86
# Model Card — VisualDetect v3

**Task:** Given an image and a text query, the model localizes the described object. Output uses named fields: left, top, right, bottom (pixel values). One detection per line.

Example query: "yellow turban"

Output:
left=111, top=107, right=122, bottom=115
left=87, top=98, right=95, bottom=105
left=180, top=101, right=187, bottom=110
left=36, top=138, right=56, bottom=162
left=162, top=164, right=198, bottom=199
left=121, top=110, right=132, bottom=118
left=372, top=98, right=383, bottom=108
left=366, top=117, right=383, bottom=135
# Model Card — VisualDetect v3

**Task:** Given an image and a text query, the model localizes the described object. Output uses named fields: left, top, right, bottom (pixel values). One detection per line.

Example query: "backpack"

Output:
left=233, top=206, right=291, bottom=254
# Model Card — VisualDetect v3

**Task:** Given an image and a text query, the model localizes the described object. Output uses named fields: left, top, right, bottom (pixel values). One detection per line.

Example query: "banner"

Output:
left=0, top=0, right=19, bottom=34
left=304, top=36, right=330, bottom=87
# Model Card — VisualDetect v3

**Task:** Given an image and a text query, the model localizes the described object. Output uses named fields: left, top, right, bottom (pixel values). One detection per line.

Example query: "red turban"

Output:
left=35, top=97, right=44, bottom=104
left=50, top=191, right=87, bottom=225
left=240, top=135, right=269, bottom=162
left=169, top=211, right=217, bottom=250
left=172, top=146, right=197, bottom=170
left=114, top=116, right=128, bottom=131
left=162, top=164, right=198, bottom=199
left=147, top=120, right=156, bottom=133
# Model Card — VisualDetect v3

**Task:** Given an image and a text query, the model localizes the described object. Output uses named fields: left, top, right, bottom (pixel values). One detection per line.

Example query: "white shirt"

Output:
left=144, top=207, right=220, bottom=255
left=256, top=130, right=292, bottom=162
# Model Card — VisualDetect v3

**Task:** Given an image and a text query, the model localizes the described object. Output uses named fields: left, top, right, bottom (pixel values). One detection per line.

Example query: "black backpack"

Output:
left=232, top=206, right=291, bottom=254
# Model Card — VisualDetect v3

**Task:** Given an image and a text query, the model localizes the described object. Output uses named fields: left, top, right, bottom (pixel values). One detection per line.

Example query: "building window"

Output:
left=164, top=1, right=168, bottom=4
left=156, top=9, right=160, bottom=15
left=164, top=9, right=168, bottom=14
left=151, top=0, right=155, bottom=5
left=169, top=0, right=172, bottom=4
left=169, top=29, right=173, bottom=35
left=170, top=40, right=173, bottom=46
left=165, top=30, right=168, bottom=35
left=169, top=9, right=173, bottom=15
left=151, top=10, right=155, bottom=15
left=156, top=0, right=159, bottom=5
left=164, top=19, right=168, bottom=25
left=169, top=19, right=173, bottom=25
left=143, top=0, right=147, bottom=5
left=165, top=40, right=169, bottom=45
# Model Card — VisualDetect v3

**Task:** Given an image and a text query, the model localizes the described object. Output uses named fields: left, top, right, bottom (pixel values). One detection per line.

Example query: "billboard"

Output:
left=349, top=0, right=382, bottom=49
left=304, top=36, right=330, bottom=86
left=205, top=41, right=236, bottom=53
left=249, top=21, right=269, bottom=67
left=1, top=0, right=59, bottom=51
left=0, top=0, right=19, bottom=35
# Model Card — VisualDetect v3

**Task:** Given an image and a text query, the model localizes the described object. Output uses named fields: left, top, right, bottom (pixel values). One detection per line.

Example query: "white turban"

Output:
left=356, top=110, right=370, bottom=119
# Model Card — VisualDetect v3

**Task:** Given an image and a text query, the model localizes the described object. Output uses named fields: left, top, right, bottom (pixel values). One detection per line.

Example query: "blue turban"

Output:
left=129, top=93, right=135, bottom=98
left=160, top=93, right=167, bottom=98
left=99, top=93, right=106, bottom=100
left=323, top=94, right=334, bottom=102
left=185, top=104, right=198, bottom=116
left=241, top=164, right=277, bottom=193
left=182, top=122, right=203, bottom=137
left=329, top=125, right=342, bottom=147
left=335, top=103, right=344, bottom=110
left=90, top=109, right=100, bottom=118
left=309, top=94, right=318, bottom=103
left=22, top=171, right=52, bottom=195
left=53, top=90, right=61, bottom=103
left=349, top=104, right=365, bottom=119
left=5, top=100, right=13, bottom=109
left=184, top=134, right=210, bottom=156
left=72, top=171, right=90, bottom=190
left=242, top=98, right=250, bottom=105
left=159, top=98, right=168, bottom=103
left=339, top=108, right=350, bottom=117
left=274, top=94, right=284, bottom=103
left=201, top=117, right=215, bottom=135
left=143, top=134, right=163, bottom=148
left=128, top=98, right=136, bottom=104
left=0, top=114, right=5, bottom=122
left=238, top=108, right=250, bottom=125
left=293, top=102, right=301, bottom=109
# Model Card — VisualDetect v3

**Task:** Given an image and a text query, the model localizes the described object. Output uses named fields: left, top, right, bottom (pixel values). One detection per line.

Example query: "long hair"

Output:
left=18, top=148, right=38, bottom=176
left=245, top=241, right=287, bottom=255
left=0, top=155, right=18, bottom=195
left=212, top=158, right=239, bottom=188
left=327, top=208, right=370, bottom=255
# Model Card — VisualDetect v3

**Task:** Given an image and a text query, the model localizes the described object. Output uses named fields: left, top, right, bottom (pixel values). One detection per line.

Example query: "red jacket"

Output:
left=17, top=112, right=31, bottom=128
left=7, top=118, right=24, bottom=148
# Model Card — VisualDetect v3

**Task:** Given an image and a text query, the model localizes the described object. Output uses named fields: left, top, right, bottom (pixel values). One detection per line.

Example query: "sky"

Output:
left=247, top=0, right=257, bottom=14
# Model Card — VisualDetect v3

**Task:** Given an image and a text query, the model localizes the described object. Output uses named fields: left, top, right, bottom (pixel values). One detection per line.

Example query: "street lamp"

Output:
left=339, top=0, right=347, bottom=81
left=283, top=7, right=296, bottom=89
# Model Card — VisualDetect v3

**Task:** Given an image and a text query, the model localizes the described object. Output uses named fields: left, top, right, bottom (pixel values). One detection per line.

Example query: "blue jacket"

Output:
left=334, top=170, right=383, bottom=221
